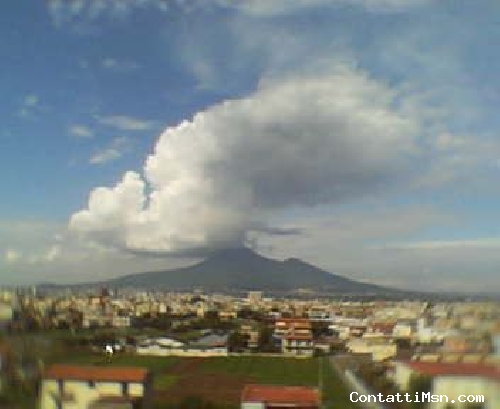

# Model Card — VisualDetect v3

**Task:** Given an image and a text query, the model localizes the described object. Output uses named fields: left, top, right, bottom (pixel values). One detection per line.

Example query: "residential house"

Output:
left=39, top=364, right=153, bottom=409
left=136, top=334, right=229, bottom=357
left=282, top=334, right=314, bottom=357
left=347, top=338, right=397, bottom=361
left=240, top=324, right=260, bottom=349
left=393, top=360, right=499, bottom=409
left=274, top=318, right=312, bottom=338
left=274, top=318, right=314, bottom=356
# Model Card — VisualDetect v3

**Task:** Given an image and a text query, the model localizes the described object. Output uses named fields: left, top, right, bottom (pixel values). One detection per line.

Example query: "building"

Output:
left=282, top=334, right=314, bottom=357
left=241, top=384, right=320, bottom=408
left=39, top=364, right=153, bottom=409
left=240, top=324, right=261, bottom=349
left=393, top=360, right=499, bottom=409
left=247, top=291, right=263, bottom=303
left=274, top=318, right=312, bottom=338
left=274, top=318, right=314, bottom=356
left=136, top=334, right=229, bottom=357
left=347, top=338, right=397, bottom=361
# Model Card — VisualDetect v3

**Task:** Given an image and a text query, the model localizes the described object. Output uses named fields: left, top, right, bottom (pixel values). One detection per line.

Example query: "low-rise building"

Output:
left=274, top=318, right=311, bottom=338
left=393, top=360, right=499, bottom=409
left=39, top=364, right=153, bottom=409
left=282, top=334, right=314, bottom=357
left=347, top=338, right=397, bottom=361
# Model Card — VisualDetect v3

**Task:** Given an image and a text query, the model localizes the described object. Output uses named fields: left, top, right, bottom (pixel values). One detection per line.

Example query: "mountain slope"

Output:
left=104, top=247, right=392, bottom=293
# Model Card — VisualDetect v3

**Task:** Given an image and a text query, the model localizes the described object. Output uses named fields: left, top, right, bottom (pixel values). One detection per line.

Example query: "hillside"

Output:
left=102, top=247, right=394, bottom=294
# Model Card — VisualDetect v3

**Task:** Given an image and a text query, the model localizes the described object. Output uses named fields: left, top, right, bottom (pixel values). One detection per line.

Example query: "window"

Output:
left=57, top=380, right=64, bottom=394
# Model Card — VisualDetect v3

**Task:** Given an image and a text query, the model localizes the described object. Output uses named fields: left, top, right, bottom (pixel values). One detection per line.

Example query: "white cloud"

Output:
left=0, top=219, right=197, bottom=284
left=251, top=209, right=500, bottom=292
left=101, top=58, right=140, bottom=72
left=102, top=57, right=118, bottom=69
left=97, top=115, right=155, bottom=131
left=215, top=0, right=432, bottom=15
left=47, top=0, right=169, bottom=24
left=89, top=149, right=122, bottom=165
left=45, top=245, right=61, bottom=262
left=371, top=237, right=500, bottom=251
left=70, top=124, right=93, bottom=138
left=47, top=0, right=433, bottom=24
left=24, top=94, right=39, bottom=107
left=89, top=136, right=131, bottom=165
left=70, top=65, right=419, bottom=256
left=412, top=132, right=500, bottom=190
left=4, top=249, right=21, bottom=264
left=18, top=94, right=42, bottom=119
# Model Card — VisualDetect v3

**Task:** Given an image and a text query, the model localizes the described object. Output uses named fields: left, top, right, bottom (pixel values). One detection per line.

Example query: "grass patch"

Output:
left=154, top=373, right=179, bottom=390
left=201, top=356, right=319, bottom=386
left=200, top=356, right=358, bottom=408
left=54, top=353, right=179, bottom=373
left=50, top=354, right=358, bottom=408
left=321, top=357, right=359, bottom=409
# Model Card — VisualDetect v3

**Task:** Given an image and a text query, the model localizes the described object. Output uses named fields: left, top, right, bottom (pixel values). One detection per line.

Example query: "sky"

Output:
left=1, top=0, right=500, bottom=292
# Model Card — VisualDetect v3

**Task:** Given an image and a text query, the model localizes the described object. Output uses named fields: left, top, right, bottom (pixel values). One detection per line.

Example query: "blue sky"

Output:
left=1, top=0, right=499, bottom=292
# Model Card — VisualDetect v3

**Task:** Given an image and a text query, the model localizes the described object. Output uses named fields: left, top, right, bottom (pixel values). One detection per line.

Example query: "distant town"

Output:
left=0, top=286, right=497, bottom=408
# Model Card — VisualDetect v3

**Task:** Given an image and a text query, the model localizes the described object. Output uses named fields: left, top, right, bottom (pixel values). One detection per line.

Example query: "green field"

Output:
left=2, top=328, right=359, bottom=408
left=49, top=353, right=357, bottom=408
left=199, top=356, right=357, bottom=408
left=201, top=356, right=320, bottom=385
left=55, top=352, right=180, bottom=373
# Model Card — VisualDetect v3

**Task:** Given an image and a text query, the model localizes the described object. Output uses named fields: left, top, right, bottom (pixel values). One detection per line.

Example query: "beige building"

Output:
left=393, top=360, right=499, bottom=409
left=347, top=338, right=397, bottom=361
left=274, top=318, right=312, bottom=338
left=282, top=334, right=314, bottom=357
left=39, top=364, right=153, bottom=409
left=275, top=318, right=314, bottom=356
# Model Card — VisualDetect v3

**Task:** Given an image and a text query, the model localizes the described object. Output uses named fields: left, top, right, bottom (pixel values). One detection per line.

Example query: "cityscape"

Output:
left=0, top=283, right=498, bottom=408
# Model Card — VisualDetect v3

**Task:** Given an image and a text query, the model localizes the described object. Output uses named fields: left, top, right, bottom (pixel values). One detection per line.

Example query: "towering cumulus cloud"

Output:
left=70, top=68, right=418, bottom=256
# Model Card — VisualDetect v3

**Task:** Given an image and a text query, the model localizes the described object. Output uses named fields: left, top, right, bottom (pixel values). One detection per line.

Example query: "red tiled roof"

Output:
left=398, top=360, right=500, bottom=382
left=241, top=384, right=320, bottom=406
left=276, top=320, right=312, bottom=331
left=43, top=364, right=149, bottom=383
left=284, top=335, right=313, bottom=341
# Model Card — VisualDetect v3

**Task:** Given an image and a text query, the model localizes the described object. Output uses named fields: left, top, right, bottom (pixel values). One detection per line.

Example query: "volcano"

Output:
left=99, top=247, right=400, bottom=294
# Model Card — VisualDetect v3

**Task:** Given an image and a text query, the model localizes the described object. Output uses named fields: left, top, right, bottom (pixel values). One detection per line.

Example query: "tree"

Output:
left=258, top=326, right=279, bottom=352
left=408, top=373, right=432, bottom=409
left=228, top=331, right=249, bottom=352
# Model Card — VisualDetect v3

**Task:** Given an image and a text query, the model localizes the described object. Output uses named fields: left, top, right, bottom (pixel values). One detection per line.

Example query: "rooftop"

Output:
left=398, top=360, right=500, bottom=382
left=241, top=384, right=320, bottom=406
left=43, top=364, right=149, bottom=383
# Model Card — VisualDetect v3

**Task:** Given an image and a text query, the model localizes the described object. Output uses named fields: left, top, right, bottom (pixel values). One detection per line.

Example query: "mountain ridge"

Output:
left=59, top=247, right=402, bottom=294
